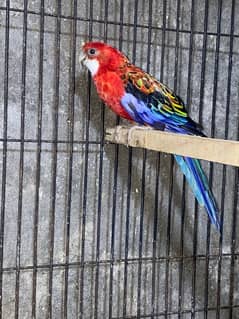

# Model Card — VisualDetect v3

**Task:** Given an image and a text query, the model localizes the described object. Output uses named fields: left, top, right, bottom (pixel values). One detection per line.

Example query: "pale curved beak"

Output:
left=79, top=41, right=87, bottom=65
left=79, top=54, right=86, bottom=65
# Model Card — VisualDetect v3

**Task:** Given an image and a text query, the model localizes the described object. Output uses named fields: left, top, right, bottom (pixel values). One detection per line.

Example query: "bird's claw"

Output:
left=127, top=126, right=153, bottom=146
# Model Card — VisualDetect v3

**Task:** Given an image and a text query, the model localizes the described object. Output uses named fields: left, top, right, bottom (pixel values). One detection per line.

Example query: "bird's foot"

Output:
left=127, top=125, right=153, bottom=146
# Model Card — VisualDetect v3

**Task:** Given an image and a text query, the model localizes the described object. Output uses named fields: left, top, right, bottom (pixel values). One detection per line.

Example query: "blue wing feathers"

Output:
left=121, top=85, right=205, bottom=136
left=120, top=81, right=220, bottom=231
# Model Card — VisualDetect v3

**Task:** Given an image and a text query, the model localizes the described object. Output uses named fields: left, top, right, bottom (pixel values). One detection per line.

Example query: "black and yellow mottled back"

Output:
left=120, top=63, right=204, bottom=136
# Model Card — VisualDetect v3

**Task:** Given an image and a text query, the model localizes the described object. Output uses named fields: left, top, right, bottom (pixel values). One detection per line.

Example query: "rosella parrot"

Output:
left=80, top=41, right=221, bottom=231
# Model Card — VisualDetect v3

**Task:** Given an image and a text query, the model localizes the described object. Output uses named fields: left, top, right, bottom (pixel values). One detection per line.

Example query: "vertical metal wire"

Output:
left=160, top=0, right=167, bottom=85
left=121, top=1, right=133, bottom=315
left=178, top=0, right=196, bottom=316
left=150, top=153, right=160, bottom=319
left=94, top=0, right=108, bottom=317
left=135, top=105, right=145, bottom=314
left=121, top=1, right=140, bottom=317
left=159, top=0, right=170, bottom=316
left=47, top=1, right=61, bottom=317
left=79, top=0, right=93, bottom=316
left=150, top=0, right=167, bottom=316
left=210, top=1, right=223, bottom=317
left=181, top=0, right=197, bottom=318
left=15, top=1, right=28, bottom=317
left=210, top=2, right=222, bottom=140
left=227, top=0, right=237, bottom=317
left=136, top=1, right=153, bottom=317
left=216, top=1, right=236, bottom=318
left=118, top=14, right=125, bottom=313
left=118, top=0, right=124, bottom=51
left=165, top=0, right=181, bottom=316
left=0, top=1, right=10, bottom=318
left=63, top=0, right=77, bottom=317
left=197, top=1, right=210, bottom=318
left=198, top=0, right=209, bottom=128
left=131, top=1, right=143, bottom=318
left=111, top=1, right=126, bottom=317
left=139, top=5, right=151, bottom=306
left=122, top=149, right=132, bottom=319
left=201, top=0, right=223, bottom=316
left=32, top=0, right=44, bottom=317
left=173, top=0, right=181, bottom=91
left=229, top=170, right=239, bottom=319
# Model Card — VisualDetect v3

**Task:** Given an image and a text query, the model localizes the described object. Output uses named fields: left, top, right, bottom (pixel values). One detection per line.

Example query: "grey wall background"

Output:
left=0, top=0, right=239, bottom=318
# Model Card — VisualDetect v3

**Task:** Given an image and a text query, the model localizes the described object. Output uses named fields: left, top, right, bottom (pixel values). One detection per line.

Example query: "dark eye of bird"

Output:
left=89, top=48, right=96, bottom=55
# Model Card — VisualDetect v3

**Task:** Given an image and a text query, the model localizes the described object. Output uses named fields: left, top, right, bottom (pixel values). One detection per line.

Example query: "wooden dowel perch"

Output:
left=105, top=126, right=239, bottom=167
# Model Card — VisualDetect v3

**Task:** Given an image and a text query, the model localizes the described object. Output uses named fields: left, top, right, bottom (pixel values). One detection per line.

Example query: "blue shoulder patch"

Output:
left=121, top=93, right=165, bottom=129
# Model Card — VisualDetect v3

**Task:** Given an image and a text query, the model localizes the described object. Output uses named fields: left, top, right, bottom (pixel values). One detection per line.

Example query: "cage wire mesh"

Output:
left=0, top=0, right=239, bottom=318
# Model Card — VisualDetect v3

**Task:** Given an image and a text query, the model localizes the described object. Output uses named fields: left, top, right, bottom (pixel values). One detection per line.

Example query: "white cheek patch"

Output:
left=83, top=58, right=99, bottom=76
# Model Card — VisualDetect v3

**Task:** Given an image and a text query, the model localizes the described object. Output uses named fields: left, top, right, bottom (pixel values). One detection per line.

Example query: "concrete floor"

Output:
left=0, top=0, right=239, bottom=318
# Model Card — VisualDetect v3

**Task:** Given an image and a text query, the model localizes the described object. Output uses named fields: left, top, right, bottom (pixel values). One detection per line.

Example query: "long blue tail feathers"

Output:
left=174, top=155, right=221, bottom=231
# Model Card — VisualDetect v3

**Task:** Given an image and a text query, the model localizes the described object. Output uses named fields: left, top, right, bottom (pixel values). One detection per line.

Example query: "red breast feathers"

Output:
left=81, top=42, right=133, bottom=120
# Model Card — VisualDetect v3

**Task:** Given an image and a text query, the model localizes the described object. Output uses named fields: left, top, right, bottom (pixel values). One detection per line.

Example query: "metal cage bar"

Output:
left=0, top=0, right=238, bottom=318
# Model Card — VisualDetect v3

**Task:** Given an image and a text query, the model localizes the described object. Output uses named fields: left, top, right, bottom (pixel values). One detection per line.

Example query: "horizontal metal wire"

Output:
left=1, top=252, right=239, bottom=273
left=0, top=5, right=239, bottom=39
left=0, top=137, right=101, bottom=145
left=111, top=305, right=239, bottom=319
